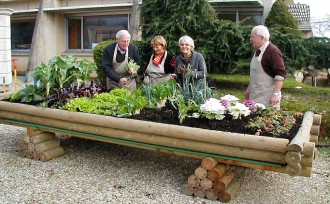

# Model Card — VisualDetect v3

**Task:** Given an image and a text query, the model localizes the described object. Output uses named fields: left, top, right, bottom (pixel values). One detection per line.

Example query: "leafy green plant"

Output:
left=62, top=88, right=147, bottom=117
left=246, top=106, right=302, bottom=137
left=12, top=84, right=45, bottom=103
left=34, top=55, right=96, bottom=96
left=33, top=63, right=54, bottom=96
left=125, top=59, right=140, bottom=72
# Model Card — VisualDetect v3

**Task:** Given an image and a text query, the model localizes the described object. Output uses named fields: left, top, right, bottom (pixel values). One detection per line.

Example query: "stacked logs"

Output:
left=181, top=157, right=240, bottom=203
left=285, top=113, right=321, bottom=177
left=18, top=127, right=64, bottom=161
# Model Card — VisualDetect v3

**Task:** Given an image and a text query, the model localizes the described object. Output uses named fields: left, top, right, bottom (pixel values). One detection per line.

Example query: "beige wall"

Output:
left=261, top=0, right=275, bottom=22
left=0, top=0, right=132, bottom=10
left=0, top=0, right=39, bottom=11
left=59, top=0, right=131, bottom=7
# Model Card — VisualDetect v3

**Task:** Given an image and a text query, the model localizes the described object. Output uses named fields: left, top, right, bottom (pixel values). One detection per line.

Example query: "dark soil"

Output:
left=128, top=102, right=303, bottom=142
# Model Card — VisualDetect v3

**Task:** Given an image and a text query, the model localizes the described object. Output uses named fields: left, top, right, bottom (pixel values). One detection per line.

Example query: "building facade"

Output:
left=0, top=0, right=307, bottom=75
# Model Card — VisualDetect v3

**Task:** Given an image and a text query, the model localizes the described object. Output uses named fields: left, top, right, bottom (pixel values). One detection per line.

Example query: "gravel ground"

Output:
left=0, top=124, right=329, bottom=204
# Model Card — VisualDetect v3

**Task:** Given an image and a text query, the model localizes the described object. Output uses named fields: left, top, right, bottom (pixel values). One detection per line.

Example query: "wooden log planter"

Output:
left=0, top=101, right=321, bottom=174
left=0, top=101, right=322, bottom=201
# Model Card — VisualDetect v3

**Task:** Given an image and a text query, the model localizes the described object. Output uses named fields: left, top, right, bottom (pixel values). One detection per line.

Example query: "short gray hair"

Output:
left=116, top=30, right=131, bottom=39
left=253, top=25, right=270, bottom=41
left=178, top=35, right=195, bottom=50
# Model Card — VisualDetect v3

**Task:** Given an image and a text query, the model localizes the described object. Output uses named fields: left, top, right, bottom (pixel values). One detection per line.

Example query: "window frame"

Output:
left=65, top=13, right=130, bottom=52
left=10, top=18, right=36, bottom=52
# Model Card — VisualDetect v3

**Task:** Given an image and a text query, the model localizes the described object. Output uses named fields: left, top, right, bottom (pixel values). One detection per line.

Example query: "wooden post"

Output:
left=207, top=163, right=229, bottom=181
left=39, top=146, right=64, bottom=162
left=219, top=179, right=241, bottom=203
left=205, top=188, right=219, bottom=201
left=200, top=178, right=213, bottom=191
left=201, top=157, right=218, bottom=170
left=309, top=135, right=318, bottom=144
left=312, top=114, right=322, bottom=126
left=31, top=132, right=55, bottom=144
left=181, top=184, right=194, bottom=196
left=285, top=151, right=301, bottom=165
left=288, top=111, right=314, bottom=152
left=187, top=174, right=199, bottom=187
left=35, top=139, right=60, bottom=154
left=193, top=187, right=205, bottom=198
left=213, top=170, right=235, bottom=193
left=286, top=163, right=302, bottom=176
left=195, top=166, right=207, bottom=180
left=300, top=167, right=312, bottom=177
left=310, top=125, right=320, bottom=136
left=300, top=156, right=314, bottom=167
left=26, top=127, right=45, bottom=136
left=302, top=142, right=315, bottom=157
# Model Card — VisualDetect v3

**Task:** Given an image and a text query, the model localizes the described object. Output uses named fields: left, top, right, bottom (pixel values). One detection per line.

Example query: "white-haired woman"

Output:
left=102, top=30, right=141, bottom=91
left=175, top=35, right=207, bottom=89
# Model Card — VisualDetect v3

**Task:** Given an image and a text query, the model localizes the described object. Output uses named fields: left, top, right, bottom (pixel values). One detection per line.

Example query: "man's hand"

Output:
left=119, top=78, right=128, bottom=85
left=128, top=68, right=136, bottom=75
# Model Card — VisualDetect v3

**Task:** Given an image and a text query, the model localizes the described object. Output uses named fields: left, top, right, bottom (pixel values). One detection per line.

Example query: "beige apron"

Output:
left=106, top=43, right=136, bottom=91
left=249, top=53, right=277, bottom=107
left=144, top=51, right=171, bottom=85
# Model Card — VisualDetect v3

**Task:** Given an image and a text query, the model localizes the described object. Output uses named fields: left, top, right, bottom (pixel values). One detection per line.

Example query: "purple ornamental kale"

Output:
left=244, top=99, right=257, bottom=113
left=220, top=99, right=230, bottom=108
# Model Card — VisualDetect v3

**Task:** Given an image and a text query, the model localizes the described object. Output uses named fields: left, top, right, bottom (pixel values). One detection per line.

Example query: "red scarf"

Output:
left=152, top=52, right=165, bottom=66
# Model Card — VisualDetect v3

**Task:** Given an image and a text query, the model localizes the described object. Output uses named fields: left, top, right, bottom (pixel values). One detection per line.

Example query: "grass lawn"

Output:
left=208, top=74, right=330, bottom=143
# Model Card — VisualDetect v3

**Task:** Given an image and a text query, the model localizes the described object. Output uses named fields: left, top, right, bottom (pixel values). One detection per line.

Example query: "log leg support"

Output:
left=18, top=127, right=65, bottom=161
left=181, top=157, right=240, bottom=202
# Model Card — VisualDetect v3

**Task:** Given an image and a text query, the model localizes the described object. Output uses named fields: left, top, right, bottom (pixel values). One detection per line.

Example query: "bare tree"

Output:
left=129, top=0, right=141, bottom=40
left=311, top=15, right=330, bottom=37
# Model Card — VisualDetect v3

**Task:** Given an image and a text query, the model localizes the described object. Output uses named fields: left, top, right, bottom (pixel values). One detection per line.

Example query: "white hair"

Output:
left=116, top=30, right=131, bottom=39
left=253, top=25, right=270, bottom=41
left=179, top=35, right=195, bottom=50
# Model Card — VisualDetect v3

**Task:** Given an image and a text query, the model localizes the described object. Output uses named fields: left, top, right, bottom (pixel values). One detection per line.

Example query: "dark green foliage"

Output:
left=303, top=37, right=330, bottom=69
left=265, top=0, right=300, bottom=35
left=270, top=30, right=309, bottom=72
left=141, top=0, right=217, bottom=52
left=10, top=84, right=44, bottom=103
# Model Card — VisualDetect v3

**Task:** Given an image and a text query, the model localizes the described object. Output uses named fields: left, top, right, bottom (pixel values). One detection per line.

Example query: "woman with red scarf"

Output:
left=143, top=36, right=176, bottom=85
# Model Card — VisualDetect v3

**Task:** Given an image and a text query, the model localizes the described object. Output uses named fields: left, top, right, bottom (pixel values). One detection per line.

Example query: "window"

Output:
left=67, top=15, right=129, bottom=50
left=239, top=13, right=262, bottom=26
left=217, top=11, right=262, bottom=26
left=11, top=20, right=35, bottom=50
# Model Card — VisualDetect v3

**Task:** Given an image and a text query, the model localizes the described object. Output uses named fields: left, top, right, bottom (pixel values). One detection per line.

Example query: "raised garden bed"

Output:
left=0, top=100, right=321, bottom=178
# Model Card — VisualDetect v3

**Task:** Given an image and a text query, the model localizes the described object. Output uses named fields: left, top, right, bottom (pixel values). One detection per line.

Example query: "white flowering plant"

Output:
left=198, top=94, right=266, bottom=120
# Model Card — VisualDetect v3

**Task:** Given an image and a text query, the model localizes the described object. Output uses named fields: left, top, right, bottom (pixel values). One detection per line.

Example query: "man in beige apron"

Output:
left=245, top=25, right=287, bottom=110
left=107, top=43, right=136, bottom=90
left=102, top=30, right=141, bottom=91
